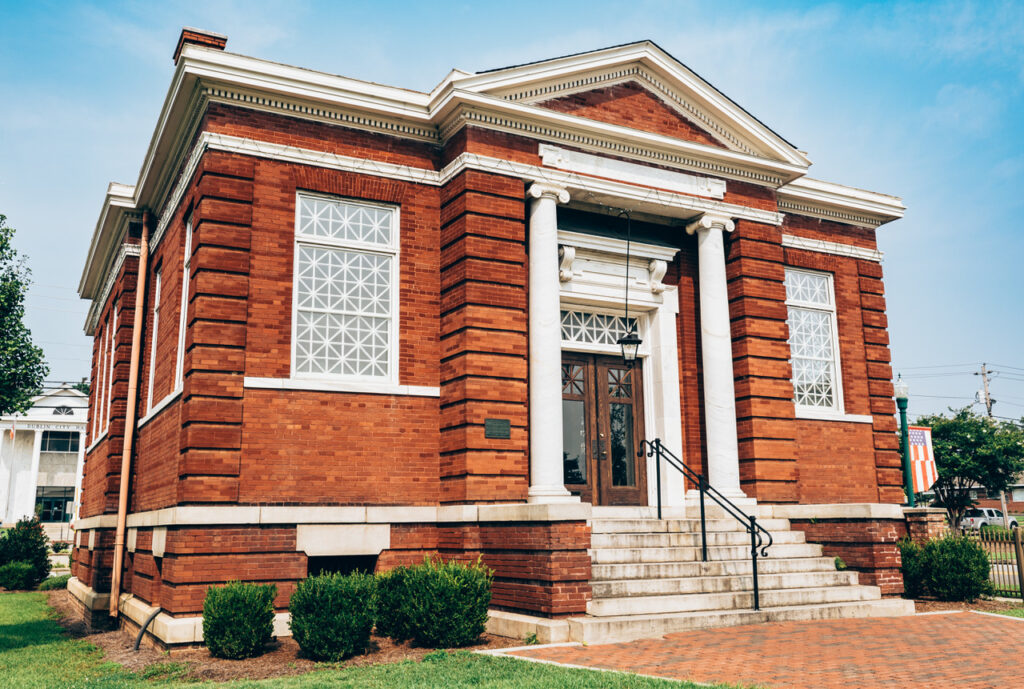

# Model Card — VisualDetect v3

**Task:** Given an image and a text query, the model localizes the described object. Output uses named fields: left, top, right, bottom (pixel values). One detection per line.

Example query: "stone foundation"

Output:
left=71, top=502, right=590, bottom=646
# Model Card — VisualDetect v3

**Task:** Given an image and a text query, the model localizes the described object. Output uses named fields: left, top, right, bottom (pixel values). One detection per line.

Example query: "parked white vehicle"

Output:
left=961, top=508, right=1019, bottom=530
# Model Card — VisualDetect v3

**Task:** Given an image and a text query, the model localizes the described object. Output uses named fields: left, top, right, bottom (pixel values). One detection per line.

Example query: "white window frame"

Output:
left=174, top=218, right=192, bottom=391
left=104, top=303, right=118, bottom=431
left=290, top=191, right=401, bottom=385
left=784, top=267, right=846, bottom=417
left=146, top=269, right=162, bottom=412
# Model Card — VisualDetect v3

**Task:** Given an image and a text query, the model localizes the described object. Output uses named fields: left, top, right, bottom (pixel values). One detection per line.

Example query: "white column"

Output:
left=686, top=214, right=744, bottom=497
left=21, top=429, right=44, bottom=520
left=645, top=288, right=686, bottom=507
left=72, top=430, right=86, bottom=522
left=526, top=182, right=577, bottom=504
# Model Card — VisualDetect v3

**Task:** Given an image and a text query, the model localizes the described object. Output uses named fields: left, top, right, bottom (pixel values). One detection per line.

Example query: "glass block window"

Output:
left=785, top=268, right=842, bottom=411
left=293, top=193, right=398, bottom=380
left=561, top=310, right=638, bottom=349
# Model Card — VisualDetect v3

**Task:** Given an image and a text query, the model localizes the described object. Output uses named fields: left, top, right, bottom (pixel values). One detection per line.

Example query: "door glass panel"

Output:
left=609, top=402, right=635, bottom=486
left=562, top=399, right=587, bottom=484
left=608, top=368, right=632, bottom=398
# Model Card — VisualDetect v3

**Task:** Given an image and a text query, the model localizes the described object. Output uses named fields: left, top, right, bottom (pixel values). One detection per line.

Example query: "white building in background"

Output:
left=0, top=384, right=88, bottom=541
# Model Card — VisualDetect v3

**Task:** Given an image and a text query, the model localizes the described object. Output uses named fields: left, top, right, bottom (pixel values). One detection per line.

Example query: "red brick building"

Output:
left=71, top=30, right=917, bottom=645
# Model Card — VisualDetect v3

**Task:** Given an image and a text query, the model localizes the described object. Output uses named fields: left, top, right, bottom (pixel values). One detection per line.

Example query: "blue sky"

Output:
left=1, top=0, right=1022, bottom=421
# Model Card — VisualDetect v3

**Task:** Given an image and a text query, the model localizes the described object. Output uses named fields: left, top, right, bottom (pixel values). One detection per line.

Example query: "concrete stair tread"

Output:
left=591, top=518, right=792, bottom=534
left=568, top=598, right=915, bottom=643
left=591, top=531, right=805, bottom=548
left=587, top=585, right=882, bottom=616
left=591, top=556, right=841, bottom=580
left=591, top=571, right=859, bottom=597
left=589, top=543, right=823, bottom=563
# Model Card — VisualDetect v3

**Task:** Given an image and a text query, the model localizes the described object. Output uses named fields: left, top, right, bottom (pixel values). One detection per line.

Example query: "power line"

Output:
left=899, top=363, right=981, bottom=370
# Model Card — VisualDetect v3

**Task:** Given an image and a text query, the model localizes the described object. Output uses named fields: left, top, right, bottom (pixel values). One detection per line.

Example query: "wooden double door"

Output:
left=561, top=353, right=647, bottom=505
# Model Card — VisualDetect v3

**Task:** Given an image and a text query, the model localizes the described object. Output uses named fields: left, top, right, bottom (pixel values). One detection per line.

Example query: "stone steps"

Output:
left=590, top=542, right=823, bottom=564
left=590, top=517, right=792, bottom=534
left=591, top=570, right=859, bottom=598
left=591, top=555, right=841, bottom=581
left=569, top=511, right=914, bottom=642
left=588, top=584, right=880, bottom=616
left=591, top=530, right=805, bottom=549
left=568, top=598, right=915, bottom=644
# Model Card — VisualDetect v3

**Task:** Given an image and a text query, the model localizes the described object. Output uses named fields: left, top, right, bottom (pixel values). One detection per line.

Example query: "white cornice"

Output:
left=84, top=243, right=141, bottom=335
left=146, top=133, right=784, bottom=256
left=778, top=177, right=904, bottom=229
left=557, top=230, right=679, bottom=262
left=781, top=234, right=883, bottom=263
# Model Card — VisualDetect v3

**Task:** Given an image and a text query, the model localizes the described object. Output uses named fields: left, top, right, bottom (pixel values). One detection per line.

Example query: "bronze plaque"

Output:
left=484, top=418, right=511, bottom=439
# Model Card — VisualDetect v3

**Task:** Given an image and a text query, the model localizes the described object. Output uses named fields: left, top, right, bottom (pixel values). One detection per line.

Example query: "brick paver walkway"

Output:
left=509, top=612, right=1024, bottom=688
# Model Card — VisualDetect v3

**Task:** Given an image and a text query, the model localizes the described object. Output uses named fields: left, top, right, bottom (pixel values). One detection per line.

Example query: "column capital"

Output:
left=685, top=213, right=735, bottom=235
left=528, top=182, right=570, bottom=204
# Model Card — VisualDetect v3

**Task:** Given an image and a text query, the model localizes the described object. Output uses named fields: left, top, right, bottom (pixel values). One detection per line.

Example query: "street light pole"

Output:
left=895, top=375, right=914, bottom=507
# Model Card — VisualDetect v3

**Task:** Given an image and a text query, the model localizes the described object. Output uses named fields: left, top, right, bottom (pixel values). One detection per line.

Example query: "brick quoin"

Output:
left=73, top=44, right=908, bottom=632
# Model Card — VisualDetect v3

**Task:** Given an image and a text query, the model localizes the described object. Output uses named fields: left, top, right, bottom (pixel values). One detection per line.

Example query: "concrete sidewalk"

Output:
left=503, top=611, right=1024, bottom=688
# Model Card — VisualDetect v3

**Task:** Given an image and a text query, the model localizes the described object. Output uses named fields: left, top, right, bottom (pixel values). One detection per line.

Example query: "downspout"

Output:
left=109, top=211, right=150, bottom=617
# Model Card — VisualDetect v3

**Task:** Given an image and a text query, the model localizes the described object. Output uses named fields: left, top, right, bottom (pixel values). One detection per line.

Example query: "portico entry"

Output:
left=561, top=353, right=647, bottom=505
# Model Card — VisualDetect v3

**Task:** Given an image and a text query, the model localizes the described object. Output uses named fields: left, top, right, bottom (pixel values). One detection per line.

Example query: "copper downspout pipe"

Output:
left=109, top=211, right=150, bottom=617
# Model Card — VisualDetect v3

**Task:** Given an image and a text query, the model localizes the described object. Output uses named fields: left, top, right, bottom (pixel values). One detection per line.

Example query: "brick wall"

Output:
left=538, top=81, right=728, bottom=149
left=790, top=518, right=904, bottom=595
left=726, top=220, right=799, bottom=502
left=438, top=169, right=529, bottom=503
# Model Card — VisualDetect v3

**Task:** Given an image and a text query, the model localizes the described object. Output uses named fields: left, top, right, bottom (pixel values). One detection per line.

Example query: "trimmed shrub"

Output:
left=0, top=517, right=50, bottom=587
left=923, top=535, right=992, bottom=602
left=0, top=561, right=36, bottom=590
left=289, top=572, right=377, bottom=661
left=39, top=574, right=71, bottom=591
left=378, top=557, right=493, bottom=648
left=375, top=565, right=413, bottom=641
left=51, top=541, right=69, bottom=553
left=897, top=538, right=927, bottom=599
left=202, top=582, right=277, bottom=659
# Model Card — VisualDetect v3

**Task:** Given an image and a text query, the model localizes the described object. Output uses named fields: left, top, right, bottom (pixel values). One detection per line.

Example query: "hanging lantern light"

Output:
left=616, top=209, right=642, bottom=368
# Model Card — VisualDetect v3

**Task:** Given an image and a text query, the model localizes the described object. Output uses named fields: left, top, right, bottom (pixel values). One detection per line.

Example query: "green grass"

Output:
left=0, top=592, right=728, bottom=689
left=991, top=607, right=1024, bottom=618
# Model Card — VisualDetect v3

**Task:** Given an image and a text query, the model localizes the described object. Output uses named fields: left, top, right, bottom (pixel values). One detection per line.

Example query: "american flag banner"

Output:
left=908, top=425, right=938, bottom=493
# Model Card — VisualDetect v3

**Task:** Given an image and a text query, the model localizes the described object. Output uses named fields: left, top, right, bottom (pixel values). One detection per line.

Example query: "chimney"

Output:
left=173, top=27, right=228, bottom=64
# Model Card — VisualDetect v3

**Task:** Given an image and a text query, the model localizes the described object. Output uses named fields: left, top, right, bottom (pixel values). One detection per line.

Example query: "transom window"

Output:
left=785, top=268, right=843, bottom=411
left=293, top=193, right=399, bottom=380
left=53, top=406, right=73, bottom=416
left=41, top=431, right=79, bottom=453
left=561, top=310, right=638, bottom=349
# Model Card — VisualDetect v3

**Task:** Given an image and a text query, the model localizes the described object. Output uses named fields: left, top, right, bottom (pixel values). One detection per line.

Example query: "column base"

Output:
left=527, top=485, right=580, bottom=504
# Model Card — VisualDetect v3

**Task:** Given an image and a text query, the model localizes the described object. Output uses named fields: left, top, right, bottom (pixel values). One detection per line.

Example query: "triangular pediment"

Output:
left=535, top=80, right=731, bottom=151
left=451, top=42, right=809, bottom=167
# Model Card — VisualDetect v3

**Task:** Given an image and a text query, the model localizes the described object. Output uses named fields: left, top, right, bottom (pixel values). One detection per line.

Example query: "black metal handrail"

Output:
left=639, top=437, right=774, bottom=610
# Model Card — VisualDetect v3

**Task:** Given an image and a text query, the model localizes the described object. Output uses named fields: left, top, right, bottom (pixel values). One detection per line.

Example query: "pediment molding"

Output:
left=493, top=65, right=752, bottom=157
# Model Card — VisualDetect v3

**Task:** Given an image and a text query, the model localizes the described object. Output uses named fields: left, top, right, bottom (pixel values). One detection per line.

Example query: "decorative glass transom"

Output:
left=297, top=194, right=393, bottom=246
left=561, top=310, right=638, bottom=348
left=785, top=270, right=831, bottom=306
left=294, top=194, right=397, bottom=380
left=785, top=269, right=840, bottom=410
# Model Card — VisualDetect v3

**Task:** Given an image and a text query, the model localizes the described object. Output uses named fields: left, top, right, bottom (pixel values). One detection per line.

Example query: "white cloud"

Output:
left=922, top=82, right=1004, bottom=135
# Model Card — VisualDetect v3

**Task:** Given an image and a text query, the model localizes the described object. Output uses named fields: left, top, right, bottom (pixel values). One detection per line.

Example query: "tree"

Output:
left=0, top=215, right=48, bottom=416
left=73, top=378, right=90, bottom=396
left=918, top=408, right=1024, bottom=529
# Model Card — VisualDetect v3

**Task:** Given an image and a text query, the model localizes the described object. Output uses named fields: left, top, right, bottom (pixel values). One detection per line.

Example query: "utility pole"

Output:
left=977, top=363, right=1010, bottom=528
